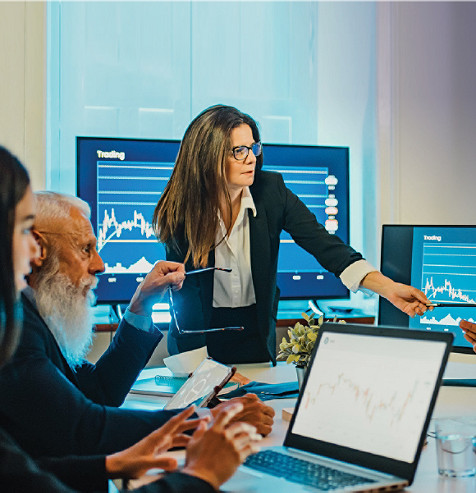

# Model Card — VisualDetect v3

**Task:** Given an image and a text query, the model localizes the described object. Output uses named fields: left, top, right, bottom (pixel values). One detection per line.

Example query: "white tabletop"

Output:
left=124, top=360, right=476, bottom=492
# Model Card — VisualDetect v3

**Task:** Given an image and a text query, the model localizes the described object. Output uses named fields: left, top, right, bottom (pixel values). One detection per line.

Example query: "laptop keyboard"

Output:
left=244, top=450, right=377, bottom=491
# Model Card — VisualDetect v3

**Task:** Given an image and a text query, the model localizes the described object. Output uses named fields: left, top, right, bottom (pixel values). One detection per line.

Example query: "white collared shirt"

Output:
left=213, top=187, right=257, bottom=308
left=212, top=188, right=376, bottom=307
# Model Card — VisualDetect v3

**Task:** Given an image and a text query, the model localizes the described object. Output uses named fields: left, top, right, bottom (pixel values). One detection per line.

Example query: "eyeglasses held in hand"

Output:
left=167, top=287, right=244, bottom=335
left=185, top=267, right=232, bottom=276
left=231, top=141, right=262, bottom=161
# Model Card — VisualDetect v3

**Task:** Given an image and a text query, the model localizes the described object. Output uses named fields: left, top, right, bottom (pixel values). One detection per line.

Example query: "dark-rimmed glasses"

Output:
left=231, top=142, right=262, bottom=161
left=167, top=286, right=244, bottom=335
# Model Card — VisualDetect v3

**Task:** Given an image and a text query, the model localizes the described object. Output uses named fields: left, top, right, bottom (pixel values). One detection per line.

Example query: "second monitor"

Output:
left=379, top=224, right=476, bottom=353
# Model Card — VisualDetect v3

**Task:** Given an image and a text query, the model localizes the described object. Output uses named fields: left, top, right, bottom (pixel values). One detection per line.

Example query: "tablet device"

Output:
left=164, top=357, right=235, bottom=410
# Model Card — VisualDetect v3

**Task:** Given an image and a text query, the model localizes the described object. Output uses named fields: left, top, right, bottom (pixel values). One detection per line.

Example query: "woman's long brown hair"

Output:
left=153, top=105, right=263, bottom=267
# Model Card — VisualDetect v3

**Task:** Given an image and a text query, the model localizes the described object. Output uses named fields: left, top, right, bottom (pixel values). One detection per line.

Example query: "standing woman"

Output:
left=154, top=104, right=431, bottom=364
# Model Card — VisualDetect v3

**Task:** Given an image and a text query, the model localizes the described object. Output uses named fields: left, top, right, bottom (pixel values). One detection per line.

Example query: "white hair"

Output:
left=33, top=254, right=97, bottom=369
left=34, top=191, right=91, bottom=222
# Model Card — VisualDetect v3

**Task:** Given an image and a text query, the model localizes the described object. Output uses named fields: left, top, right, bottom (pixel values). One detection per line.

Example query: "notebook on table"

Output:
left=223, top=322, right=453, bottom=492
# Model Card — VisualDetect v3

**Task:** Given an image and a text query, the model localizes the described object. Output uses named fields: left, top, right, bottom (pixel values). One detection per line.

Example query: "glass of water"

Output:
left=435, top=417, right=476, bottom=477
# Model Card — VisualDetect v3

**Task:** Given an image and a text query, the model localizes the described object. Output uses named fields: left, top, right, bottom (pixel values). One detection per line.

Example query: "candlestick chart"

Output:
left=292, top=340, right=440, bottom=462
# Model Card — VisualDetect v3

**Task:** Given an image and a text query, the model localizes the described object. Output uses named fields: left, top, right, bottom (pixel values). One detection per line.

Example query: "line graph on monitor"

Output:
left=413, top=240, right=476, bottom=343
left=421, top=243, right=476, bottom=304
left=302, top=372, right=419, bottom=426
left=96, top=161, right=173, bottom=274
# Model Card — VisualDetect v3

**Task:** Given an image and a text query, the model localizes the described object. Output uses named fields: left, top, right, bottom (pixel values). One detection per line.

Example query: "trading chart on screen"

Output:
left=409, top=227, right=476, bottom=347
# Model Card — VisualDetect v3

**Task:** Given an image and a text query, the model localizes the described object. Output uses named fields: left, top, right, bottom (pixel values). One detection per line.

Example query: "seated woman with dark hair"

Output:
left=0, top=145, right=260, bottom=492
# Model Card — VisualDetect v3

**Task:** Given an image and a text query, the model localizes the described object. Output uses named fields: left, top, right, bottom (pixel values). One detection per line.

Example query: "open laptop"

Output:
left=223, top=322, right=453, bottom=492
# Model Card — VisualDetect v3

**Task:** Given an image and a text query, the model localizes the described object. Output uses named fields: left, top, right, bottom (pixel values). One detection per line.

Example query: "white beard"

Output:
left=34, top=269, right=97, bottom=370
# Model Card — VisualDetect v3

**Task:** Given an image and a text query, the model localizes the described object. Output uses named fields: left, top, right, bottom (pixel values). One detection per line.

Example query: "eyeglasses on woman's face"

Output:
left=231, top=141, right=262, bottom=161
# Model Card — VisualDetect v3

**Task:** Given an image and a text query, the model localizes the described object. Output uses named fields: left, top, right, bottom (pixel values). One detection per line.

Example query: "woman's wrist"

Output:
left=360, top=271, right=394, bottom=298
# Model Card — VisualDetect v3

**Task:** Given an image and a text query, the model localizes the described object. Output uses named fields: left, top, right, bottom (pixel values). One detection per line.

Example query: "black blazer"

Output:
left=166, top=171, right=363, bottom=363
left=0, top=294, right=179, bottom=458
left=0, top=427, right=216, bottom=492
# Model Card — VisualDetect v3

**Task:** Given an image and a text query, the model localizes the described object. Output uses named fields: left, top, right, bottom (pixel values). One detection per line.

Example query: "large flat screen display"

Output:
left=77, top=137, right=350, bottom=304
left=379, top=225, right=476, bottom=353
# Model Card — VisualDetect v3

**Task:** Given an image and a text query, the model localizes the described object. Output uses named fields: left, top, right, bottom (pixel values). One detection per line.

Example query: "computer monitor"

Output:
left=379, top=225, right=476, bottom=353
left=77, top=137, right=350, bottom=304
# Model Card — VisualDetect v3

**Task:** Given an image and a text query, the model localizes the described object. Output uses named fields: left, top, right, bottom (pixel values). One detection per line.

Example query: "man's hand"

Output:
left=105, top=406, right=205, bottom=479
left=182, top=403, right=262, bottom=490
left=128, top=260, right=185, bottom=316
left=361, top=271, right=431, bottom=317
left=460, top=320, right=476, bottom=352
left=212, top=394, right=275, bottom=436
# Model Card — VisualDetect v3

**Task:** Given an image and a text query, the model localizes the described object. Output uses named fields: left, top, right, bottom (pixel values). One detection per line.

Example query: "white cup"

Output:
left=163, top=346, right=208, bottom=377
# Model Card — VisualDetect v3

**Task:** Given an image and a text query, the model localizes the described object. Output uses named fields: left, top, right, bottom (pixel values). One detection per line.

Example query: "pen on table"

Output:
left=425, top=303, right=476, bottom=308
left=185, top=267, right=232, bottom=276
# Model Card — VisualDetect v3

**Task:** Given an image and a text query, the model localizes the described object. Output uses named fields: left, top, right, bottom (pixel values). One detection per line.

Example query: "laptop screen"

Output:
left=290, top=328, right=448, bottom=464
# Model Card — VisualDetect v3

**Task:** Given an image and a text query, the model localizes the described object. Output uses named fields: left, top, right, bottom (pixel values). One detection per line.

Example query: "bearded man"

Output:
left=0, top=192, right=274, bottom=459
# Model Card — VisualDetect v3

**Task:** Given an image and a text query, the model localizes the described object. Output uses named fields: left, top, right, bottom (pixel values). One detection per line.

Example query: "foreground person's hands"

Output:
left=105, top=406, right=203, bottom=479
left=212, top=393, right=275, bottom=436
left=182, top=402, right=262, bottom=490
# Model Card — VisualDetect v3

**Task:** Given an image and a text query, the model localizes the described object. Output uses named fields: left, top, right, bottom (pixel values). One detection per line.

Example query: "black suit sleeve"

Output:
left=74, top=318, right=163, bottom=406
left=275, top=172, right=363, bottom=277
left=0, top=348, right=179, bottom=457
left=0, top=298, right=180, bottom=457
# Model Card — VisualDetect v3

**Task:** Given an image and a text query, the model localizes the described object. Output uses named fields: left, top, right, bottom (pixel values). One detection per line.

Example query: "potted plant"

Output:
left=277, top=312, right=323, bottom=388
left=278, top=312, right=344, bottom=387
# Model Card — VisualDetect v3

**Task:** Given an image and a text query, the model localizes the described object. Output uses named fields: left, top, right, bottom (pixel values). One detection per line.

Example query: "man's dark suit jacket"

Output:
left=166, top=170, right=363, bottom=363
left=0, top=427, right=216, bottom=492
left=0, top=294, right=179, bottom=458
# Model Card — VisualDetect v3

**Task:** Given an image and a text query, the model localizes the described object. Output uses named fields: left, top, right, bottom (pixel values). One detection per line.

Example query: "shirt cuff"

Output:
left=123, top=308, right=157, bottom=333
left=340, top=259, right=378, bottom=293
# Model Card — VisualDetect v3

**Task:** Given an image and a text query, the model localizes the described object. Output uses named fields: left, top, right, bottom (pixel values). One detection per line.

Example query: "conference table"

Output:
left=123, top=360, right=476, bottom=492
